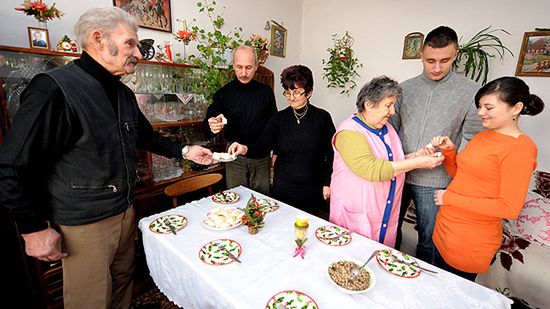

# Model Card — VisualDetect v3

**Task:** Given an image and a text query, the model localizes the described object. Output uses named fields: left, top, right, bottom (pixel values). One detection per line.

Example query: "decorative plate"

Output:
left=199, top=239, right=242, bottom=266
left=211, top=191, right=240, bottom=204
left=257, top=198, right=279, bottom=213
left=376, top=249, right=420, bottom=278
left=148, top=214, right=188, bottom=234
left=202, top=207, right=244, bottom=230
left=265, top=290, right=318, bottom=309
left=315, top=225, right=352, bottom=246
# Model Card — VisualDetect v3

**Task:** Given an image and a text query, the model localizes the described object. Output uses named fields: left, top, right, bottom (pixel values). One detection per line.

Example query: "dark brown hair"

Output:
left=280, top=65, right=313, bottom=93
left=475, top=76, right=544, bottom=116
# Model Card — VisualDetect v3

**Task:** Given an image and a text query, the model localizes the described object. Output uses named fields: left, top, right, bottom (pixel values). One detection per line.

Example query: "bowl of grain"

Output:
left=326, top=258, right=376, bottom=294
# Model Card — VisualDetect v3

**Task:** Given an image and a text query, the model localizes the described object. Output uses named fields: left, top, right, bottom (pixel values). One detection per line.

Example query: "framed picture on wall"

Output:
left=27, top=27, right=50, bottom=50
left=113, top=0, right=172, bottom=32
left=402, top=32, right=424, bottom=59
left=515, top=31, right=550, bottom=77
left=270, top=24, right=287, bottom=58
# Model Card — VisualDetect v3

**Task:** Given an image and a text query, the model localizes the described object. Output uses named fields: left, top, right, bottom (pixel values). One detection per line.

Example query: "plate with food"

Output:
left=327, top=258, right=376, bottom=294
left=265, top=290, right=318, bottom=309
left=211, top=191, right=240, bottom=204
left=198, top=239, right=242, bottom=266
left=148, top=214, right=188, bottom=234
left=315, top=225, right=352, bottom=246
left=201, top=207, right=244, bottom=230
left=212, top=152, right=237, bottom=162
left=376, top=249, right=420, bottom=278
left=257, top=198, right=279, bottom=213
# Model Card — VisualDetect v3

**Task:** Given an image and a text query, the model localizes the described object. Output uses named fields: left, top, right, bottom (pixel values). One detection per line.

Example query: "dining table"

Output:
left=138, top=186, right=513, bottom=308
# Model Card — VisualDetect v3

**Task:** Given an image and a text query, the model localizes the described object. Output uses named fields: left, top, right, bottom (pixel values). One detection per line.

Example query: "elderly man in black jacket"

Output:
left=0, top=7, right=214, bottom=309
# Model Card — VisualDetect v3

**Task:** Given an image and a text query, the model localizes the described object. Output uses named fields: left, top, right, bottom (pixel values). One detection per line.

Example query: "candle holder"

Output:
left=293, top=215, right=309, bottom=259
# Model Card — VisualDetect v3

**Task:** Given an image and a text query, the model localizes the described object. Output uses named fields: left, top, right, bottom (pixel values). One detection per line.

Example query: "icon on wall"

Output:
left=270, top=24, right=287, bottom=58
left=402, top=32, right=424, bottom=60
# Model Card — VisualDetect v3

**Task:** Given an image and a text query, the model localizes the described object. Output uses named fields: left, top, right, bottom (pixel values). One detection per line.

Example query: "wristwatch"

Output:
left=181, top=145, right=190, bottom=159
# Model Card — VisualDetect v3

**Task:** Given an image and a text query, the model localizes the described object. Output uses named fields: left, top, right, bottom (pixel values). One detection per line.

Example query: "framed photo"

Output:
left=402, top=32, right=424, bottom=59
left=270, top=24, right=287, bottom=58
left=113, top=0, right=172, bottom=32
left=28, top=27, right=50, bottom=50
left=515, top=31, right=550, bottom=77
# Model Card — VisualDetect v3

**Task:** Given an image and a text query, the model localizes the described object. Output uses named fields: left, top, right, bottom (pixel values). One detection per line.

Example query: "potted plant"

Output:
left=185, top=0, right=243, bottom=103
left=247, top=34, right=270, bottom=64
left=452, top=26, right=514, bottom=85
left=321, top=31, right=363, bottom=96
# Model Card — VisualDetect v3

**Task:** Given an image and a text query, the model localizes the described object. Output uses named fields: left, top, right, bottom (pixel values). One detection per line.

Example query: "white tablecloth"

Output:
left=138, top=186, right=512, bottom=309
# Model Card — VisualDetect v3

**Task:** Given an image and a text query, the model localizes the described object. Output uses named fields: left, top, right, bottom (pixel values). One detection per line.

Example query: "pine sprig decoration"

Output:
left=240, top=194, right=265, bottom=229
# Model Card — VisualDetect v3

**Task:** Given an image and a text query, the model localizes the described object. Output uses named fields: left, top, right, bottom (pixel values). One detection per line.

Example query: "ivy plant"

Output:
left=321, top=32, right=363, bottom=96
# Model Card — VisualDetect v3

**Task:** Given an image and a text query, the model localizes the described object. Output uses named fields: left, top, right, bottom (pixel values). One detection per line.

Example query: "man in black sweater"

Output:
left=0, top=7, right=213, bottom=309
left=204, top=46, right=277, bottom=195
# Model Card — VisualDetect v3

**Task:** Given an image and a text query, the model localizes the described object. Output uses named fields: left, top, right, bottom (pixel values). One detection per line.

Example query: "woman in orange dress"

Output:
left=431, top=76, right=544, bottom=280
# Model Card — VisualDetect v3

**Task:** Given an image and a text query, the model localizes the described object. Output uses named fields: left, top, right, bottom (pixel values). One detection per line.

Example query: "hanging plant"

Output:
left=452, top=25, right=514, bottom=85
left=321, top=31, right=363, bottom=96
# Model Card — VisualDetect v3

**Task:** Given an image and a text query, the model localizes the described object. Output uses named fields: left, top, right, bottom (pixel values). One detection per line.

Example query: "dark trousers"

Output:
left=433, top=246, right=477, bottom=282
left=225, top=155, right=270, bottom=195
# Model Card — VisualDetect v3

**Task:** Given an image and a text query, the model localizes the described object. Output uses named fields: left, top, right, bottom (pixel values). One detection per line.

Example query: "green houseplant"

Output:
left=321, top=32, right=363, bottom=96
left=452, top=26, right=514, bottom=85
left=180, top=0, right=243, bottom=103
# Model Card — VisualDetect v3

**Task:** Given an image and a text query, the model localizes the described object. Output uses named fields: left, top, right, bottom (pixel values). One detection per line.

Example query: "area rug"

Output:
left=132, top=287, right=181, bottom=309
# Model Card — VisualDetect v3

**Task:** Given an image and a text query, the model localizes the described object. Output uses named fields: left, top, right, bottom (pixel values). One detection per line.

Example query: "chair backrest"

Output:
left=164, top=173, right=223, bottom=208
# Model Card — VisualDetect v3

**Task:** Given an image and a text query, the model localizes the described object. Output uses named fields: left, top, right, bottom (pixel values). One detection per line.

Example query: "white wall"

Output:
left=1, top=0, right=548, bottom=169
left=0, top=0, right=302, bottom=107
left=301, top=0, right=550, bottom=171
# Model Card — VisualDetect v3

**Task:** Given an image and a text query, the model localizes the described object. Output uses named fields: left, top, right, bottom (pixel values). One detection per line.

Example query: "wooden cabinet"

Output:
left=0, top=45, right=225, bottom=308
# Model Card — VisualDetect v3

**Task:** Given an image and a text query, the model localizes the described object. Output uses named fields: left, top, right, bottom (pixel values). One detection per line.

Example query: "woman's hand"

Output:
left=322, top=186, right=330, bottom=200
left=433, top=189, right=446, bottom=205
left=415, top=153, right=445, bottom=169
left=431, top=135, right=455, bottom=150
left=228, top=142, right=248, bottom=156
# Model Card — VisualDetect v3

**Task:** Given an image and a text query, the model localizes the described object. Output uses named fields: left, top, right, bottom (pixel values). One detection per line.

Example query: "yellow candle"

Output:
left=295, top=215, right=308, bottom=227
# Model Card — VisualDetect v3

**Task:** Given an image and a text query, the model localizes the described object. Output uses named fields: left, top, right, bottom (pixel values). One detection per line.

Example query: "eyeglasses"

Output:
left=283, top=90, right=306, bottom=98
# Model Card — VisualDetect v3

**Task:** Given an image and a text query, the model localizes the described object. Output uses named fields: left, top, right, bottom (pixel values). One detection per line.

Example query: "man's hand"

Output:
left=322, top=186, right=331, bottom=200
left=186, top=145, right=215, bottom=165
left=208, top=114, right=226, bottom=134
left=21, top=228, right=68, bottom=262
left=227, top=142, right=248, bottom=156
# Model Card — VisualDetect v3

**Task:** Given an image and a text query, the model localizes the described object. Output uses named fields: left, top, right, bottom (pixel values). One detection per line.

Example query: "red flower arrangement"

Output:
left=15, top=0, right=63, bottom=22
left=174, top=20, right=196, bottom=44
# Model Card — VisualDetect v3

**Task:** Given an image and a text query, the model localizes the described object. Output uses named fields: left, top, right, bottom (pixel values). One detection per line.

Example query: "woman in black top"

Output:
left=229, top=65, right=336, bottom=216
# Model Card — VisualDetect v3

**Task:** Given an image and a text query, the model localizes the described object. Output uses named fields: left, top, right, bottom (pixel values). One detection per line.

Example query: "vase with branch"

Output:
left=15, top=0, right=63, bottom=28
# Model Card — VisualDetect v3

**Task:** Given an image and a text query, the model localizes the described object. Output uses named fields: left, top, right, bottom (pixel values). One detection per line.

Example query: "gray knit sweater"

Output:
left=390, top=71, right=483, bottom=188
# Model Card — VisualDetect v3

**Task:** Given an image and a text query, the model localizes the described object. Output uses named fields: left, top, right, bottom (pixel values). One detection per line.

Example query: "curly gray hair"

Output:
left=74, top=7, right=138, bottom=50
left=356, top=76, right=402, bottom=112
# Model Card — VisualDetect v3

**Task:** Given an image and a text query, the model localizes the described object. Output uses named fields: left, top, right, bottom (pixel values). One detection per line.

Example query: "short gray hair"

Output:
left=356, top=76, right=402, bottom=112
left=232, top=45, right=258, bottom=63
left=74, top=7, right=138, bottom=50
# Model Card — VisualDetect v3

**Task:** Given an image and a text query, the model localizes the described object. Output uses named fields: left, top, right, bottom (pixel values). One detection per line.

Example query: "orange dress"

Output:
left=432, top=130, right=537, bottom=273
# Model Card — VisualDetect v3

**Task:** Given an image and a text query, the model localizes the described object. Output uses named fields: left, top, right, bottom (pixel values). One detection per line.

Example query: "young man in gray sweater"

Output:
left=390, top=26, right=483, bottom=263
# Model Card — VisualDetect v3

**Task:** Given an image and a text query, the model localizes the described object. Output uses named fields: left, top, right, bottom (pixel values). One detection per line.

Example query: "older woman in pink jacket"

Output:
left=330, top=76, right=443, bottom=247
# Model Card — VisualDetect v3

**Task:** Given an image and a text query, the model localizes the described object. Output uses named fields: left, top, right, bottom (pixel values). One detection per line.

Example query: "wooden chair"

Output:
left=164, top=173, right=223, bottom=208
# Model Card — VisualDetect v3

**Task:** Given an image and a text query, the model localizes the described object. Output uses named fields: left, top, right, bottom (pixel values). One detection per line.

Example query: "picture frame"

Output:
left=28, top=27, right=50, bottom=50
left=515, top=31, right=550, bottom=77
left=113, top=0, right=172, bottom=32
left=402, top=32, right=424, bottom=59
left=270, top=24, right=287, bottom=58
